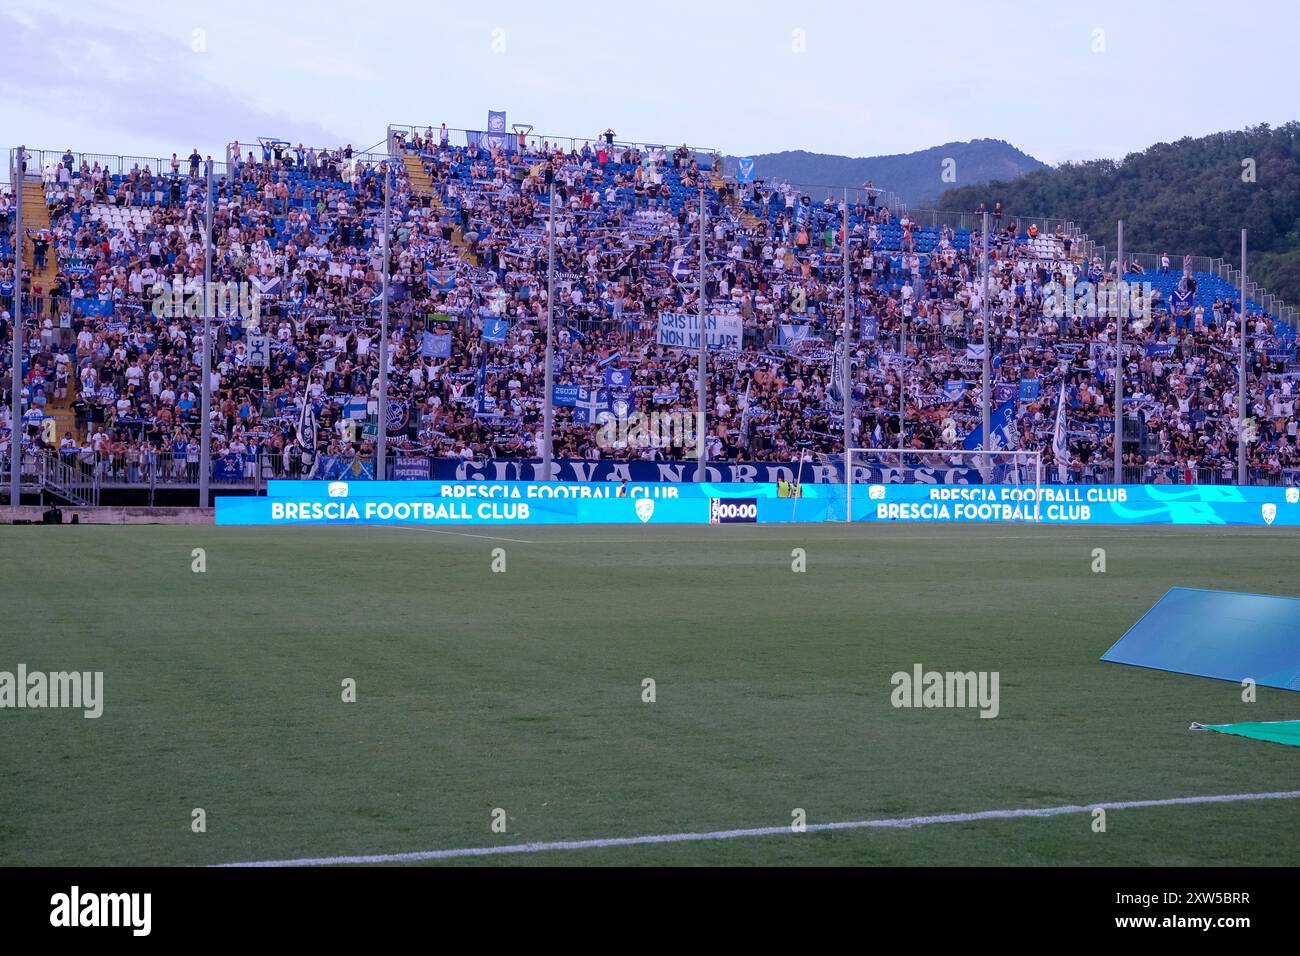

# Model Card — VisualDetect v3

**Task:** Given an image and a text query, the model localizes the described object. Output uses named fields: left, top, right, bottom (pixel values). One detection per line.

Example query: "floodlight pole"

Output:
left=377, top=161, right=391, bottom=480
left=1238, top=228, right=1248, bottom=486
left=9, top=147, right=23, bottom=512
left=199, top=159, right=213, bottom=507
left=842, top=190, right=852, bottom=459
left=542, top=180, right=555, bottom=475
left=695, top=188, right=706, bottom=481
left=897, top=319, right=905, bottom=453
left=980, top=211, right=990, bottom=449
left=1113, top=219, right=1123, bottom=484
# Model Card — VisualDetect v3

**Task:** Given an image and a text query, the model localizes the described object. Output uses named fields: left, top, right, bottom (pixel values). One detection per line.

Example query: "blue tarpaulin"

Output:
left=1102, top=588, right=1300, bottom=691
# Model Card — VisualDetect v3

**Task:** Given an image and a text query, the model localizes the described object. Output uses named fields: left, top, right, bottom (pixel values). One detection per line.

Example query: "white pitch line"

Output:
left=214, top=789, right=1300, bottom=867
left=384, top=525, right=536, bottom=544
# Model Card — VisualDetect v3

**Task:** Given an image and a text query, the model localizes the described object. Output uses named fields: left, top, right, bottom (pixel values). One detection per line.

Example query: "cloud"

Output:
left=0, top=11, right=346, bottom=153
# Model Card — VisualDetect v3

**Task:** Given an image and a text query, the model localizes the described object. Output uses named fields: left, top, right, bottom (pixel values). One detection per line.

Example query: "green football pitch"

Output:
left=2, top=522, right=1298, bottom=866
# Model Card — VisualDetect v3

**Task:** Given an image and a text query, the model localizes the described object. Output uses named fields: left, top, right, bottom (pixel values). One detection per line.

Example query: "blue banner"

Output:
left=780, top=324, right=813, bottom=348
left=78, top=299, right=115, bottom=318
left=269, top=479, right=802, bottom=499
left=422, top=331, right=452, bottom=358
left=319, top=455, right=375, bottom=481
left=392, top=457, right=431, bottom=481
left=781, top=484, right=1300, bottom=527
left=232, top=482, right=1300, bottom=527
left=217, top=495, right=708, bottom=526
left=386, top=399, right=409, bottom=435
left=963, top=398, right=1018, bottom=451
left=482, top=317, right=509, bottom=343
left=572, top=387, right=610, bottom=425
left=212, top=454, right=246, bottom=481
left=551, top=384, right=580, bottom=407
left=424, top=458, right=826, bottom=484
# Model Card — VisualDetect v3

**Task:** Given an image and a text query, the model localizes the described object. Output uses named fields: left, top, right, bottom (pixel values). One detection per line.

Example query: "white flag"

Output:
left=1052, top=381, right=1069, bottom=480
left=297, top=378, right=319, bottom=479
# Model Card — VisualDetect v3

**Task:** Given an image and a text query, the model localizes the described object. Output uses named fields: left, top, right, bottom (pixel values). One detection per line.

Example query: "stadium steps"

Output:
left=46, top=402, right=78, bottom=443
left=16, top=176, right=76, bottom=437
left=401, top=154, right=478, bottom=266
left=21, top=179, right=58, bottom=293
left=450, top=229, right=478, bottom=266
left=46, top=371, right=79, bottom=441
left=706, top=170, right=765, bottom=231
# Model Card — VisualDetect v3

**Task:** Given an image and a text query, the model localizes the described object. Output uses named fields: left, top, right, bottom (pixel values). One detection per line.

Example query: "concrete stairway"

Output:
left=401, top=154, right=477, bottom=266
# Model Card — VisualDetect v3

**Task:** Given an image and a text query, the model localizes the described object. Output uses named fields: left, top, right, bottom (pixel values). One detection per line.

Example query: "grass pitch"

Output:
left=2, top=522, right=1298, bottom=866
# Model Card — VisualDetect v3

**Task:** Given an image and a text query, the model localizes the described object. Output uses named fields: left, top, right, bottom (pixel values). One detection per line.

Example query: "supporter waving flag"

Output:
left=1052, top=381, right=1069, bottom=483
left=296, top=377, right=319, bottom=479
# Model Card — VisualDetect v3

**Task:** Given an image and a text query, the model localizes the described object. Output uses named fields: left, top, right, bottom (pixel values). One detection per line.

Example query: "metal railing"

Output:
left=906, top=208, right=1086, bottom=243
left=40, top=448, right=98, bottom=504
left=386, top=124, right=718, bottom=163
left=0, top=448, right=99, bottom=505
left=1057, top=464, right=1296, bottom=487
left=224, top=140, right=392, bottom=176
left=1086, top=246, right=1298, bottom=329
left=17, top=146, right=231, bottom=181
left=7, top=446, right=1294, bottom=494
left=13, top=144, right=399, bottom=197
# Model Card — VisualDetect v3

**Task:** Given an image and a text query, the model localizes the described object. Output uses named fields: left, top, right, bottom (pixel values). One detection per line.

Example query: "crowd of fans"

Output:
left=1, top=127, right=1297, bottom=487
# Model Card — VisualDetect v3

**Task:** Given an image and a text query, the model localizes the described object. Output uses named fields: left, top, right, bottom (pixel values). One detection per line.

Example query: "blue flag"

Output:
left=963, top=397, right=1018, bottom=451
left=573, top=387, right=609, bottom=425
left=421, top=331, right=452, bottom=358
left=482, top=318, right=509, bottom=343
left=551, top=384, right=580, bottom=407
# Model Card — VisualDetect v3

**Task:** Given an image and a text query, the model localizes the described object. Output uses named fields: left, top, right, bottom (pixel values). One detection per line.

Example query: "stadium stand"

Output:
left=2, top=126, right=1298, bottom=499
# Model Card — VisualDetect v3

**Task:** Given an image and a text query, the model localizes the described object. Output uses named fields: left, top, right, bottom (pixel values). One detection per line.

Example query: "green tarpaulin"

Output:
left=1192, top=720, right=1300, bottom=748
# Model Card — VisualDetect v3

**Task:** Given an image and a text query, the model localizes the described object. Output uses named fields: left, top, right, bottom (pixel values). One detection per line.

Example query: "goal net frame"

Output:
left=844, top=448, right=1043, bottom=523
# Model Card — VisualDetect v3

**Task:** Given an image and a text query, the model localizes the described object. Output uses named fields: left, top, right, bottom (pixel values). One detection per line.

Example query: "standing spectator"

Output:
left=186, top=437, right=200, bottom=482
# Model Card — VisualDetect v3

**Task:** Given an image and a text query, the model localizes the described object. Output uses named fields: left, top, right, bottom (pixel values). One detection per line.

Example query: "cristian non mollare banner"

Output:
left=656, top=312, right=744, bottom=350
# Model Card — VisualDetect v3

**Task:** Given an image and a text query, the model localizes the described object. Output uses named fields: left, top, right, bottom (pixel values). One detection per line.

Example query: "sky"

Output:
left=2, top=0, right=1295, bottom=172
